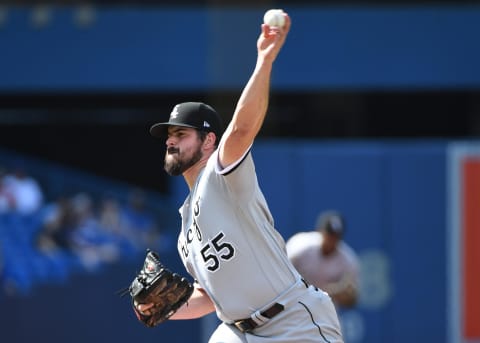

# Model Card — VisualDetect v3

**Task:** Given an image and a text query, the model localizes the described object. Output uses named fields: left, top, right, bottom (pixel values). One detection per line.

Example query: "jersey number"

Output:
left=200, top=232, right=235, bottom=272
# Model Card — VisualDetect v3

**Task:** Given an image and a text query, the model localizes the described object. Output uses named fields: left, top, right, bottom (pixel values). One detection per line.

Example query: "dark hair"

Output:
left=316, top=210, right=345, bottom=237
left=197, top=130, right=220, bottom=148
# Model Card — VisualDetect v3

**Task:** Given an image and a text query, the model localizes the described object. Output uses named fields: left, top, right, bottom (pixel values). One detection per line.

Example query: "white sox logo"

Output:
left=181, top=198, right=202, bottom=260
left=170, top=105, right=180, bottom=119
left=180, top=197, right=235, bottom=272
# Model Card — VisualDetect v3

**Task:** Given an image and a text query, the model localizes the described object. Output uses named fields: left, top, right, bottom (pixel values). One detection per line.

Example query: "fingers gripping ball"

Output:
left=129, top=250, right=194, bottom=327
left=263, top=9, right=286, bottom=28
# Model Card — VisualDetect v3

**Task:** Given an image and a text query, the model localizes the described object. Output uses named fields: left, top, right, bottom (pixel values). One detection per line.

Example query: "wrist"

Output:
left=254, top=58, right=274, bottom=76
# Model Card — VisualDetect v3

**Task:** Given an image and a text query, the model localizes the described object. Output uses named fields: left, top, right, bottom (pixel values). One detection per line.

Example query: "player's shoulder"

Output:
left=338, top=241, right=360, bottom=263
left=289, top=230, right=320, bottom=239
left=212, top=143, right=253, bottom=176
left=286, top=231, right=320, bottom=252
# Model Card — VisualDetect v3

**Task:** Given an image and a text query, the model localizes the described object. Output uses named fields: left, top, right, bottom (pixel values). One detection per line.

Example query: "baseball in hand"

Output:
left=263, top=9, right=285, bottom=28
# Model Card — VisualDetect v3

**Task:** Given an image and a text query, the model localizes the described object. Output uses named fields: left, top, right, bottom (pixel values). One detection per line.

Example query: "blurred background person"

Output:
left=286, top=210, right=360, bottom=309
left=1, top=163, right=44, bottom=216
left=119, top=188, right=160, bottom=250
left=66, top=192, right=120, bottom=271
left=36, top=195, right=77, bottom=255
left=0, top=166, right=15, bottom=213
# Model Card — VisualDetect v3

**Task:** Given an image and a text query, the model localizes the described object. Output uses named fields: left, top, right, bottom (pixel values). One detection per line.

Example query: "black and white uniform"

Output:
left=177, top=147, right=343, bottom=343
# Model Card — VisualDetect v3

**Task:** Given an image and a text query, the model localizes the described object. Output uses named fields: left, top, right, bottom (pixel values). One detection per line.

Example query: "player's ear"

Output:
left=204, top=132, right=216, bottom=149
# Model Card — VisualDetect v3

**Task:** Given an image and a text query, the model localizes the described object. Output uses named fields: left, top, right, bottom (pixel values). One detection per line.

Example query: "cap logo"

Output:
left=170, top=105, right=180, bottom=120
left=203, top=121, right=210, bottom=128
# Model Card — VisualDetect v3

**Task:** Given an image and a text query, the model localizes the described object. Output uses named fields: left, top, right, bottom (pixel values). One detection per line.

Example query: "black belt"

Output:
left=233, top=302, right=284, bottom=333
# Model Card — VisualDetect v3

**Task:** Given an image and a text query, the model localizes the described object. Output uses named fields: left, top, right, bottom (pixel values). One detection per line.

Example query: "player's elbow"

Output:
left=229, top=121, right=260, bottom=141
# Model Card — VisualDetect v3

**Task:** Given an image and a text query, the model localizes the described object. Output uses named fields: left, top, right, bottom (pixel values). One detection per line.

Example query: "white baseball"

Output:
left=263, top=9, right=285, bottom=28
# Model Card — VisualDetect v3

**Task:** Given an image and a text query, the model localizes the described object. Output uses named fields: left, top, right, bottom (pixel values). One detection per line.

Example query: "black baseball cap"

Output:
left=316, top=210, right=345, bottom=236
left=150, top=102, right=223, bottom=139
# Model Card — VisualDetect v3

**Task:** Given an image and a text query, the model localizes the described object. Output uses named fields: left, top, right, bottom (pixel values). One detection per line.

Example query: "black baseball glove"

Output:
left=125, top=249, right=194, bottom=327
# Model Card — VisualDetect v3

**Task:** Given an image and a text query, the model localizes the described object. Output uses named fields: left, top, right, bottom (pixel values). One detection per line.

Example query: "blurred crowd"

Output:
left=0, top=163, right=166, bottom=297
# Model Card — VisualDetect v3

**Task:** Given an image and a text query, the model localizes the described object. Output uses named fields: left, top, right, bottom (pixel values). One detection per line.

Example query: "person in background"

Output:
left=0, top=166, right=15, bottom=213
left=286, top=210, right=360, bottom=308
left=120, top=188, right=159, bottom=249
left=2, top=164, right=44, bottom=215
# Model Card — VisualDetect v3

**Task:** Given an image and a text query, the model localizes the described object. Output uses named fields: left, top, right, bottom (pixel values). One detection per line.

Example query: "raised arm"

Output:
left=218, top=12, right=291, bottom=168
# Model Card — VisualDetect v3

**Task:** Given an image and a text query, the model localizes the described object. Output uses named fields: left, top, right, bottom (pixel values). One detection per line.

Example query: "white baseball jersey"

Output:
left=177, top=148, right=300, bottom=322
left=176, top=148, right=344, bottom=342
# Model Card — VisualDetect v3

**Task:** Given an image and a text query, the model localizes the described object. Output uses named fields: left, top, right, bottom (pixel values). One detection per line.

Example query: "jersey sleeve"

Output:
left=211, top=146, right=257, bottom=201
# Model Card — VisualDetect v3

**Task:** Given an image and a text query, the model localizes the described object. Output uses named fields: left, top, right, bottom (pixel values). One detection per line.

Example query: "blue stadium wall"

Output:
left=1, top=5, right=480, bottom=91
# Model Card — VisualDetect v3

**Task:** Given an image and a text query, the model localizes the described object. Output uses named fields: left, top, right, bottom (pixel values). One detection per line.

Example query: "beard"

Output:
left=164, top=146, right=203, bottom=176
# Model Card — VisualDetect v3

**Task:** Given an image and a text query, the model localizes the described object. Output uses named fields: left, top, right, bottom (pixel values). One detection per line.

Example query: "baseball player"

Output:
left=286, top=211, right=360, bottom=309
left=135, top=11, right=344, bottom=343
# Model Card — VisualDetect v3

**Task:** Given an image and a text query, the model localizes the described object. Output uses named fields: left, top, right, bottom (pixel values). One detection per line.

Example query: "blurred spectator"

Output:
left=36, top=196, right=77, bottom=254
left=98, top=195, right=124, bottom=233
left=286, top=210, right=360, bottom=309
left=98, top=195, right=139, bottom=257
left=2, top=164, right=44, bottom=215
left=0, top=166, right=15, bottom=213
left=120, top=188, right=160, bottom=249
left=67, top=192, right=121, bottom=270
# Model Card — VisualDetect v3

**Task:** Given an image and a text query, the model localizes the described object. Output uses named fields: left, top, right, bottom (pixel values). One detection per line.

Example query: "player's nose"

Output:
left=166, top=135, right=176, bottom=147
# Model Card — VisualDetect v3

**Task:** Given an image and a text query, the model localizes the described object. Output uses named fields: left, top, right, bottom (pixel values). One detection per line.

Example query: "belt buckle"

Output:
left=234, top=319, right=255, bottom=333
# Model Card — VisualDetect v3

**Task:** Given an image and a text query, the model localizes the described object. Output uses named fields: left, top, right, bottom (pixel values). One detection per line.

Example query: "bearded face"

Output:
left=164, top=139, right=203, bottom=176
